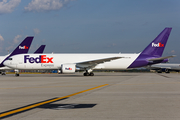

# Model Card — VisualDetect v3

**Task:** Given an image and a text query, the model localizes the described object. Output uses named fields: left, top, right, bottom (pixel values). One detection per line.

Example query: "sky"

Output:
left=0, top=0, right=180, bottom=63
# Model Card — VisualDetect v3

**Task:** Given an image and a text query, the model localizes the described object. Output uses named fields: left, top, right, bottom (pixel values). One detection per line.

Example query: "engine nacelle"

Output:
left=61, top=64, right=76, bottom=74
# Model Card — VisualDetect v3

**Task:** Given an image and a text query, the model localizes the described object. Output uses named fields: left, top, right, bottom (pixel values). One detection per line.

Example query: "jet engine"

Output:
left=61, top=64, right=76, bottom=74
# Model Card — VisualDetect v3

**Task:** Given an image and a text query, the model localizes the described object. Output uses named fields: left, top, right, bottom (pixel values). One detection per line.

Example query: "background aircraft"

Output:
left=4, top=28, right=174, bottom=76
left=0, top=37, right=33, bottom=75
left=0, top=45, right=46, bottom=75
left=34, top=45, right=46, bottom=54
left=0, top=37, right=33, bottom=67
left=147, top=63, right=180, bottom=73
left=0, top=37, right=46, bottom=75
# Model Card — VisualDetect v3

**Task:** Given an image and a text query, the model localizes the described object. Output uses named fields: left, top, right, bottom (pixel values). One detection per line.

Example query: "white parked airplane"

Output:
left=147, top=63, right=180, bottom=73
left=4, top=28, right=174, bottom=76
left=0, top=45, right=46, bottom=75
left=0, top=37, right=33, bottom=75
left=0, top=36, right=46, bottom=75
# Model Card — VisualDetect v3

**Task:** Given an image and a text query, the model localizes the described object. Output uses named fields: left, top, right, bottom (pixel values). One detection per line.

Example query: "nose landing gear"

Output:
left=15, top=69, right=19, bottom=77
left=1, top=71, right=6, bottom=75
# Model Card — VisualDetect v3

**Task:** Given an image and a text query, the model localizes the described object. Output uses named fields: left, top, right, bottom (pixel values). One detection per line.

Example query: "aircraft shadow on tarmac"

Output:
left=39, top=103, right=97, bottom=110
left=0, top=98, right=96, bottom=119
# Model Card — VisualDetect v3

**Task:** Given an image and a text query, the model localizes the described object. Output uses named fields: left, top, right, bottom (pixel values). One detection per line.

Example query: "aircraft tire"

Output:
left=89, top=72, right=94, bottom=76
left=83, top=73, right=88, bottom=76
left=156, top=69, right=162, bottom=73
left=165, top=69, right=170, bottom=73
left=1, top=72, right=6, bottom=75
left=15, top=74, right=19, bottom=77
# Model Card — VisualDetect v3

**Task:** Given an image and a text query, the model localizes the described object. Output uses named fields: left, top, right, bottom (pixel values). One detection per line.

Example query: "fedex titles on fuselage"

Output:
left=24, top=55, right=53, bottom=63
left=24, top=55, right=72, bottom=70
left=152, top=42, right=164, bottom=47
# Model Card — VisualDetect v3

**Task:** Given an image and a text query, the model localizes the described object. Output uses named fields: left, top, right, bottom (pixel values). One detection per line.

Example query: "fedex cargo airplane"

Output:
left=34, top=45, right=46, bottom=54
left=0, top=37, right=33, bottom=67
left=147, top=63, right=180, bottom=73
left=0, top=45, right=46, bottom=75
left=0, top=37, right=33, bottom=75
left=4, top=28, right=174, bottom=76
left=0, top=37, right=46, bottom=75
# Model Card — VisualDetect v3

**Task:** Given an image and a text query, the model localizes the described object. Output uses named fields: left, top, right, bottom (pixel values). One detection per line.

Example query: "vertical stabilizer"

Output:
left=0, top=36, right=34, bottom=67
left=128, top=28, right=172, bottom=68
left=34, top=45, right=46, bottom=54
left=141, top=28, right=172, bottom=57
left=9, top=36, right=34, bottom=57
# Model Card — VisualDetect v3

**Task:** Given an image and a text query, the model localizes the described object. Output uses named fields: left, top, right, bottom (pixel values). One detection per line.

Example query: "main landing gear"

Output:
left=83, top=71, right=94, bottom=76
left=1, top=71, right=6, bottom=75
left=15, top=73, right=20, bottom=76
left=165, top=69, right=170, bottom=73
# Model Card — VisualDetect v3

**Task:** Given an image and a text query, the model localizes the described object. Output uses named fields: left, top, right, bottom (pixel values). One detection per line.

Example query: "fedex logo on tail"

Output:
left=152, top=42, right=164, bottom=47
left=19, top=46, right=29, bottom=49
left=24, top=55, right=53, bottom=63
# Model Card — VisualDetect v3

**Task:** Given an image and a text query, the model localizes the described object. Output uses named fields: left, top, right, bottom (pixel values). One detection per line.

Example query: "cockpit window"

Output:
left=8, top=58, right=13, bottom=60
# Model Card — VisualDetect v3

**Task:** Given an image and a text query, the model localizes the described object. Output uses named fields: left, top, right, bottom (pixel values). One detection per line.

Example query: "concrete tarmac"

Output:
left=1, top=72, right=180, bottom=120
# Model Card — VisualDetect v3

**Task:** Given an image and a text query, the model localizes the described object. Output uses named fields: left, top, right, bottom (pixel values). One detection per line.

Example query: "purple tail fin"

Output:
left=34, top=45, right=46, bottom=54
left=128, top=28, right=172, bottom=68
left=0, top=36, right=34, bottom=67
left=9, top=36, right=34, bottom=57
left=141, top=28, right=172, bottom=57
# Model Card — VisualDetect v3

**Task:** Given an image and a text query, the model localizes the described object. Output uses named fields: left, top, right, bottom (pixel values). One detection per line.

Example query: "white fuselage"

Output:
left=0, top=55, right=13, bottom=71
left=0, top=66, right=12, bottom=70
left=150, top=63, right=180, bottom=70
left=4, top=53, right=140, bottom=70
left=0, top=56, right=7, bottom=64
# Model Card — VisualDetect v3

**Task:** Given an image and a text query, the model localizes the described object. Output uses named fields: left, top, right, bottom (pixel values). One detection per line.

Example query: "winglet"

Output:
left=34, top=45, right=46, bottom=54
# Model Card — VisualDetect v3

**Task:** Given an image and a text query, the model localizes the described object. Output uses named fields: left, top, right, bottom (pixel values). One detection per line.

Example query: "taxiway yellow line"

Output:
left=0, top=84, right=108, bottom=118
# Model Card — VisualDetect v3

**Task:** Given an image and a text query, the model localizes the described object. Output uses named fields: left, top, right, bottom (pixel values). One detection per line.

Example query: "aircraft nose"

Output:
left=3, top=60, right=9, bottom=66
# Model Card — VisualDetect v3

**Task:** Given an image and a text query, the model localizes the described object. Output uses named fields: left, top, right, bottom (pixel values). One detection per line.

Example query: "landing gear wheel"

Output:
left=157, top=70, right=162, bottom=73
left=165, top=69, right=170, bottom=73
left=89, top=72, right=94, bottom=76
left=15, top=74, right=19, bottom=77
left=83, top=72, right=94, bottom=76
left=1, top=72, right=6, bottom=75
left=83, top=72, right=89, bottom=76
left=15, top=69, right=19, bottom=77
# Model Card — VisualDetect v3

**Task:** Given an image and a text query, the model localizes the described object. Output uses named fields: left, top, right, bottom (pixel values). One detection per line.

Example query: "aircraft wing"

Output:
left=148, top=55, right=176, bottom=61
left=76, top=57, right=122, bottom=68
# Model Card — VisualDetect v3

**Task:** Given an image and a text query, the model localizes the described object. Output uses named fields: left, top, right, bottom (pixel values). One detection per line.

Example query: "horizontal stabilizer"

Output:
left=148, top=55, right=176, bottom=61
